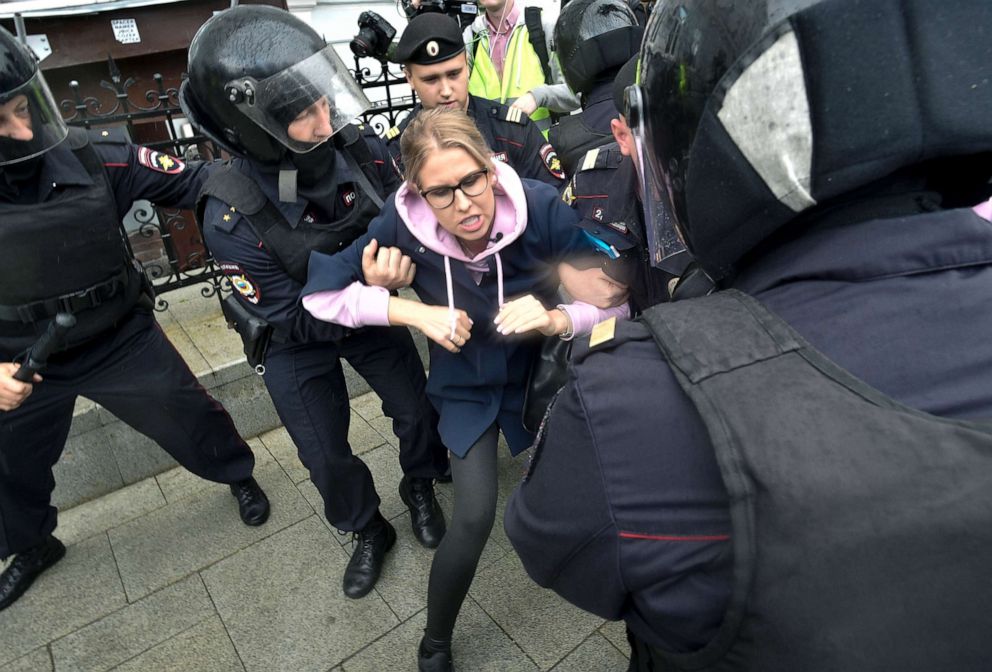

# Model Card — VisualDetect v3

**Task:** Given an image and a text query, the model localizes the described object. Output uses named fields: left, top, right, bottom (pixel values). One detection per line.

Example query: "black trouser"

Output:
left=262, top=326, right=447, bottom=532
left=0, top=309, right=256, bottom=559
left=626, top=625, right=675, bottom=672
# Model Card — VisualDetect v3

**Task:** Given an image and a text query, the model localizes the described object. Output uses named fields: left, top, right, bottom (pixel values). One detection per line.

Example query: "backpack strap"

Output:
left=196, top=165, right=299, bottom=277
left=335, top=125, right=385, bottom=209
left=524, top=7, right=553, bottom=85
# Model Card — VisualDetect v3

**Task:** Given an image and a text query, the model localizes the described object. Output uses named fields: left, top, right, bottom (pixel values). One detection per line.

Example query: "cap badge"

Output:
left=426, top=40, right=440, bottom=57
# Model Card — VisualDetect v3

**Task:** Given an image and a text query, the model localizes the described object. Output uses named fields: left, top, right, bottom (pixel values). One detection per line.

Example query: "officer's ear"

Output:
left=402, top=65, right=414, bottom=86
left=611, top=116, right=635, bottom=158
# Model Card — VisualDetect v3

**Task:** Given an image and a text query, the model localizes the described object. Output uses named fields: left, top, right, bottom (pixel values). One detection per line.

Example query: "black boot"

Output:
left=0, top=536, right=66, bottom=611
left=342, top=512, right=396, bottom=599
left=418, top=635, right=454, bottom=672
left=399, top=475, right=446, bottom=549
left=230, top=477, right=270, bottom=526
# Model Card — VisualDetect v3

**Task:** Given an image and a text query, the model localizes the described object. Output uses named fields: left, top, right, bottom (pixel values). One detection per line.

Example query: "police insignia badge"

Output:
left=561, top=179, right=576, bottom=206
left=220, top=262, right=261, bottom=304
left=138, top=147, right=186, bottom=174
left=539, top=144, right=566, bottom=181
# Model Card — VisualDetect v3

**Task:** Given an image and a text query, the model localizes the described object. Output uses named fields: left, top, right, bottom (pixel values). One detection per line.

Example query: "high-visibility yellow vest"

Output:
left=469, top=27, right=551, bottom=133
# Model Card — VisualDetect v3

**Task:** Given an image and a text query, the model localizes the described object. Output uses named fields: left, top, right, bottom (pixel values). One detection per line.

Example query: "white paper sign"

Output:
left=111, top=18, right=141, bottom=45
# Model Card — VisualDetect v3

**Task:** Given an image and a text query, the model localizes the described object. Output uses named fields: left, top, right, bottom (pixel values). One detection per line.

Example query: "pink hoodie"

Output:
left=302, top=161, right=628, bottom=337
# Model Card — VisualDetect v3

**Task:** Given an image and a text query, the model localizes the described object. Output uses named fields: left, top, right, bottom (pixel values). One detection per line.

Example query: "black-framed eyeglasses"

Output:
left=419, top=168, right=490, bottom=209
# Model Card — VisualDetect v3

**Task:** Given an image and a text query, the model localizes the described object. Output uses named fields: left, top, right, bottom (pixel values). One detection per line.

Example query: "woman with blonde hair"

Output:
left=302, top=108, right=627, bottom=671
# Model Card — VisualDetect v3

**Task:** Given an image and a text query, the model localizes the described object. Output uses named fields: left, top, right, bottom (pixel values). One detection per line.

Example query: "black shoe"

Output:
left=0, top=536, right=66, bottom=611
left=399, top=475, right=447, bottom=549
left=342, top=514, right=396, bottom=599
left=436, top=465, right=452, bottom=484
left=418, top=636, right=454, bottom=672
left=230, top=477, right=270, bottom=526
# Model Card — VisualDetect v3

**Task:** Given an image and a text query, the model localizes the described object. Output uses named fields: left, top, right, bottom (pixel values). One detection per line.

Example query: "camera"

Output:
left=400, top=0, right=478, bottom=28
left=349, top=11, right=397, bottom=62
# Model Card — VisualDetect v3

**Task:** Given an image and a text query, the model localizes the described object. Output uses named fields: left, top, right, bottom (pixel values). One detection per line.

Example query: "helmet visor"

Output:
left=0, top=70, right=68, bottom=166
left=626, top=84, right=687, bottom=269
left=226, top=45, right=371, bottom=154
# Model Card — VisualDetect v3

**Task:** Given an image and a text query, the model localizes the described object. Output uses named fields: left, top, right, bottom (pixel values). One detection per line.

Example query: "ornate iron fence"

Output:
left=60, top=54, right=415, bottom=310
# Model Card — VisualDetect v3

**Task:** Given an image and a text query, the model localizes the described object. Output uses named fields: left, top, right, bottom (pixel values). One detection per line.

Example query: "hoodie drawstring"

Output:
left=494, top=251, right=505, bottom=308
left=444, top=255, right=457, bottom=339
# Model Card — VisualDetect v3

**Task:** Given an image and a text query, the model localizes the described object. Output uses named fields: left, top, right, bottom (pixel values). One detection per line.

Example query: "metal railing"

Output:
left=60, top=55, right=415, bottom=310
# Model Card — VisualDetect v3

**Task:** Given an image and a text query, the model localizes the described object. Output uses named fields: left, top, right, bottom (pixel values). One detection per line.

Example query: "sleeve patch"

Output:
left=138, top=147, right=186, bottom=174
left=539, top=144, right=566, bottom=181
left=220, top=262, right=261, bottom=304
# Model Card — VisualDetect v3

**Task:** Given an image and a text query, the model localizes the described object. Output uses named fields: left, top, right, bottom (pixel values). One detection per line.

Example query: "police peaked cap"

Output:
left=394, top=13, right=466, bottom=65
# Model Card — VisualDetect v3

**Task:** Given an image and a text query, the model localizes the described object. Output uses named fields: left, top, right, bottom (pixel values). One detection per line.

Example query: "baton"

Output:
left=13, top=312, right=76, bottom=382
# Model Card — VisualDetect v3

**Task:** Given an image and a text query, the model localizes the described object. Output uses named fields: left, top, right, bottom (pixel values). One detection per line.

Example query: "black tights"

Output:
left=424, top=424, right=500, bottom=642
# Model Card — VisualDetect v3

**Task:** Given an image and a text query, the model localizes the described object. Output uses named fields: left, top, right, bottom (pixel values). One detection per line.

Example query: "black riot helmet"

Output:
left=554, top=0, right=642, bottom=97
left=631, top=0, right=992, bottom=281
left=180, top=5, right=370, bottom=165
left=0, top=26, right=68, bottom=166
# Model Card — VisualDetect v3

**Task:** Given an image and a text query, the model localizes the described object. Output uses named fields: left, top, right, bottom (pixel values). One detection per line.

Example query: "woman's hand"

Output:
left=0, top=362, right=40, bottom=412
left=557, top=261, right=629, bottom=308
left=388, top=297, right=473, bottom=353
left=362, top=239, right=416, bottom=290
left=494, top=295, right=570, bottom=337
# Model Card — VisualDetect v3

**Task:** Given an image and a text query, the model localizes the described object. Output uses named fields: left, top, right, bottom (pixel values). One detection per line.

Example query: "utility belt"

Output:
left=220, top=293, right=274, bottom=375
left=0, top=266, right=132, bottom=324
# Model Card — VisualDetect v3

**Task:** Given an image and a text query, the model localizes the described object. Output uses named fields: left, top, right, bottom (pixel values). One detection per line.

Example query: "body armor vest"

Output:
left=198, top=127, right=384, bottom=285
left=633, top=290, right=992, bottom=671
left=0, top=128, right=139, bottom=354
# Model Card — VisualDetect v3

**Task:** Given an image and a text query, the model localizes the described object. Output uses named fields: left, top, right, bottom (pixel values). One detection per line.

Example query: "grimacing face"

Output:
left=404, top=53, right=470, bottom=112
left=417, top=146, right=496, bottom=255
left=0, top=95, right=33, bottom=141
left=286, top=96, right=333, bottom=145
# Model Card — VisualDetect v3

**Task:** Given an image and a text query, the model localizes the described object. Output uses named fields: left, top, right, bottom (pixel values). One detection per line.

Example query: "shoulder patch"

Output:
left=539, top=143, right=566, bottom=181
left=494, top=104, right=527, bottom=125
left=137, top=146, right=185, bottom=174
left=384, top=126, right=401, bottom=140
left=588, top=316, right=617, bottom=348
left=220, top=262, right=261, bottom=305
left=579, top=147, right=601, bottom=173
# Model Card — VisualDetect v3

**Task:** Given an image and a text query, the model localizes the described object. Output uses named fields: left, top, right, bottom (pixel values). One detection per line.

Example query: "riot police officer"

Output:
left=549, top=0, right=642, bottom=177
left=382, top=13, right=566, bottom=188
left=562, top=56, right=685, bottom=314
left=0, top=26, right=270, bottom=612
left=507, top=1, right=992, bottom=670
left=179, top=5, right=447, bottom=599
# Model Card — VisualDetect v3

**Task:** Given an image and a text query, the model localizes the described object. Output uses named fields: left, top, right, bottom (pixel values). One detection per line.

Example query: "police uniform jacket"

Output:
left=548, top=81, right=617, bottom=178
left=0, top=127, right=210, bottom=358
left=384, top=95, right=566, bottom=188
left=565, top=143, right=677, bottom=313
left=201, top=130, right=400, bottom=345
left=303, top=165, right=589, bottom=457
left=505, top=194, right=992, bottom=655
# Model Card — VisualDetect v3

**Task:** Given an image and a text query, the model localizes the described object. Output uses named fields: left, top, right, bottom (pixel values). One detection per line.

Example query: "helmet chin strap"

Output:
left=276, top=139, right=337, bottom=204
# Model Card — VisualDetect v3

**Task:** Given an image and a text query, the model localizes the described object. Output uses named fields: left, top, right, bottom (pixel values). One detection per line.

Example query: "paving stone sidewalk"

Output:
left=0, top=391, right=631, bottom=672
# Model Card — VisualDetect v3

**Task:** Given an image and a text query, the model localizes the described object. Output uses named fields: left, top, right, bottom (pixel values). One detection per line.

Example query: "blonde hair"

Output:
left=400, top=108, right=494, bottom=190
